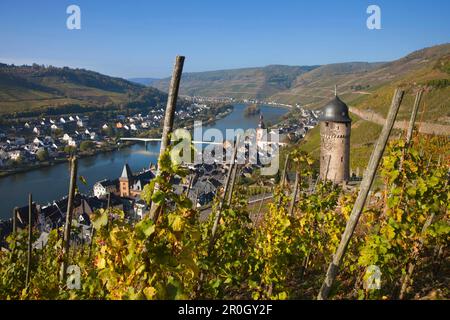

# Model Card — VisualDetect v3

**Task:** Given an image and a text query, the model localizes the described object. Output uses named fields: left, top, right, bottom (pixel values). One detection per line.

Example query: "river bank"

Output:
left=0, top=104, right=288, bottom=219
left=0, top=141, right=136, bottom=178
left=0, top=106, right=236, bottom=178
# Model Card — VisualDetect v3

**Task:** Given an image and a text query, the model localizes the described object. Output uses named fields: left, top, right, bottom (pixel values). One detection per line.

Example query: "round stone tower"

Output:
left=318, top=95, right=351, bottom=183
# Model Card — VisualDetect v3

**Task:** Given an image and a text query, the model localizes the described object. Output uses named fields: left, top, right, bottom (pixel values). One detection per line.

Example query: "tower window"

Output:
left=341, top=156, right=343, bottom=162
left=325, top=122, right=329, bottom=127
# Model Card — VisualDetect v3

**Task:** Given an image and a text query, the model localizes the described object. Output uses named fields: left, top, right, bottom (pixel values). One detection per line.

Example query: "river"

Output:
left=0, top=104, right=288, bottom=219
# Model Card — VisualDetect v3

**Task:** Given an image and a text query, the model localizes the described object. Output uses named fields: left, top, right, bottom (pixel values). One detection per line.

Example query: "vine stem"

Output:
left=288, top=172, right=300, bottom=217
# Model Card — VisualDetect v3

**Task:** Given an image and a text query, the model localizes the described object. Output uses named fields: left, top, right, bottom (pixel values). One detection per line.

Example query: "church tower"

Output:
left=256, top=113, right=266, bottom=142
left=119, top=163, right=133, bottom=197
left=318, top=93, right=351, bottom=183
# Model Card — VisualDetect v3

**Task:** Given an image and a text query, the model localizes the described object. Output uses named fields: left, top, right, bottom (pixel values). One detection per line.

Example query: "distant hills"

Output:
left=0, top=64, right=167, bottom=115
left=128, top=77, right=161, bottom=86
left=152, top=65, right=319, bottom=99
left=1, top=43, right=448, bottom=124
left=152, top=43, right=450, bottom=124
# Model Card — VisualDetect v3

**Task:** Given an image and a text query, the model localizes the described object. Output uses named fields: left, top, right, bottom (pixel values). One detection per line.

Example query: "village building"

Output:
left=93, top=179, right=118, bottom=198
left=119, top=164, right=155, bottom=198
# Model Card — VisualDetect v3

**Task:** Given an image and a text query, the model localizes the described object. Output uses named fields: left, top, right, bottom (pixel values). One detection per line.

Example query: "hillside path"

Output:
left=349, top=107, right=450, bottom=136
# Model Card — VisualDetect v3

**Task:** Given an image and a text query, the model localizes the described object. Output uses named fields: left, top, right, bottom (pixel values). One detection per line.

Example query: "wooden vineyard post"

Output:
left=60, top=157, right=78, bottom=282
left=317, top=89, right=405, bottom=300
left=288, top=172, right=300, bottom=217
left=406, top=90, right=423, bottom=145
left=226, top=162, right=239, bottom=206
left=25, top=194, right=33, bottom=287
left=208, top=135, right=240, bottom=252
left=277, top=154, right=290, bottom=207
left=280, top=154, right=290, bottom=187
left=185, top=173, right=196, bottom=197
left=107, top=192, right=111, bottom=212
left=149, top=55, right=185, bottom=220
left=12, top=207, right=17, bottom=251
left=383, top=90, right=424, bottom=218
left=12, top=207, right=17, bottom=234
left=255, top=192, right=266, bottom=226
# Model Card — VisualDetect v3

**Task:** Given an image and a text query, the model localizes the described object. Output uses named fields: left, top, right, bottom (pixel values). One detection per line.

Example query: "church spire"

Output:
left=120, top=163, right=133, bottom=181
left=258, top=113, right=266, bottom=129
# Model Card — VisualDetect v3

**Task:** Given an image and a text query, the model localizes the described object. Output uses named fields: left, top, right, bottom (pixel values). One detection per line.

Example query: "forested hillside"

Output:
left=0, top=64, right=167, bottom=115
left=152, top=43, right=450, bottom=124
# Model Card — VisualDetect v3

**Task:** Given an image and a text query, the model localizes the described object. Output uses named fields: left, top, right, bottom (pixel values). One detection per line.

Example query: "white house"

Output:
left=60, top=117, right=66, bottom=124
left=68, top=139, right=77, bottom=147
left=51, top=124, right=59, bottom=131
left=33, top=127, right=41, bottom=135
left=77, top=119, right=84, bottom=127
left=62, top=134, right=71, bottom=142
left=9, top=150, right=24, bottom=161
left=33, top=137, right=44, bottom=146
left=69, top=116, right=75, bottom=121
left=93, top=179, right=117, bottom=198
left=102, top=124, right=109, bottom=130
left=130, top=124, right=138, bottom=131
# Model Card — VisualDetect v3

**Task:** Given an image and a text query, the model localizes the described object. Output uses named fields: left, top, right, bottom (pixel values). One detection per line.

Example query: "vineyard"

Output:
left=0, top=57, right=449, bottom=301
left=0, top=133, right=448, bottom=300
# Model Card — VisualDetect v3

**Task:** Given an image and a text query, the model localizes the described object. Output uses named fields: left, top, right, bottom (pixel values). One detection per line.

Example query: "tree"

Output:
left=7, top=157, right=23, bottom=167
left=53, top=128, right=63, bottom=138
left=103, top=126, right=114, bottom=137
left=64, top=146, right=76, bottom=155
left=36, top=149, right=49, bottom=162
left=80, top=141, right=95, bottom=152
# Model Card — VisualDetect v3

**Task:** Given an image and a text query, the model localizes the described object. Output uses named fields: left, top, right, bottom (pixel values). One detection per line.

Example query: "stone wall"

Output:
left=319, top=121, right=351, bottom=183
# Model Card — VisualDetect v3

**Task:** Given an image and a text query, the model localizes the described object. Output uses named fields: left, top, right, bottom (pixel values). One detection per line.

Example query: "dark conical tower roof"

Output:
left=318, top=95, right=351, bottom=123
left=120, top=163, right=133, bottom=180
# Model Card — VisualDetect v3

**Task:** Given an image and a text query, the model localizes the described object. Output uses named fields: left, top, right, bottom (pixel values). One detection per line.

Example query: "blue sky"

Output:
left=0, top=0, right=449, bottom=78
